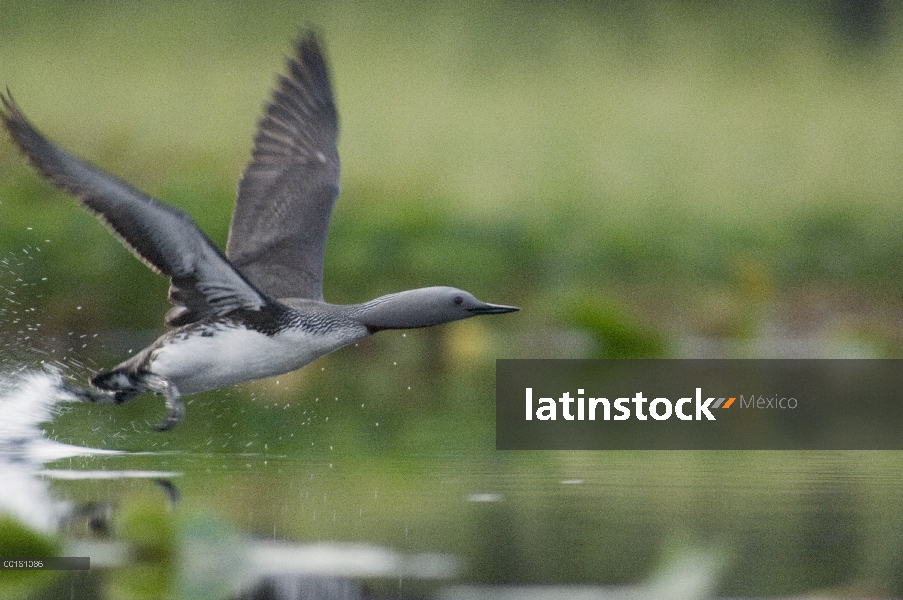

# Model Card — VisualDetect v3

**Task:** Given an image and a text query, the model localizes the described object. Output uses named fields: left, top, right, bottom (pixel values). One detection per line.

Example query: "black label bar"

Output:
left=496, top=359, right=903, bottom=449
left=0, top=557, right=90, bottom=570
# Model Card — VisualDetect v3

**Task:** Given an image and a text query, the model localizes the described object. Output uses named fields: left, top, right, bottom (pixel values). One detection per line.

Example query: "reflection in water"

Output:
left=441, top=549, right=721, bottom=600
left=0, top=367, right=729, bottom=599
left=0, top=369, right=465, bottom=599
left=1, top=369, right=899, bottom=597
left=239, top=576, right=363, bottom=600
left=0, top=369, right=119, bottom=532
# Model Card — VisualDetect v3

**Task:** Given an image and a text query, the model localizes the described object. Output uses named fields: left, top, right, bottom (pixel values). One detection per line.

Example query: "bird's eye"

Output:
left=453, top=296, right=464, bottom=305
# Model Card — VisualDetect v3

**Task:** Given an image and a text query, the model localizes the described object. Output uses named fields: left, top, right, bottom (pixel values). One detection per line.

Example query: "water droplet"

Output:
left=467, top=493, right=504, bottom=503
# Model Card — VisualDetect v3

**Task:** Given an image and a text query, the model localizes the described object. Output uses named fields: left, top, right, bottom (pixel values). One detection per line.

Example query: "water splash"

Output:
left=0, top=368, right=117, bottom=460
left=0, top=368, right=118, bottom=532
left=0, top=369, right=69, bottom=446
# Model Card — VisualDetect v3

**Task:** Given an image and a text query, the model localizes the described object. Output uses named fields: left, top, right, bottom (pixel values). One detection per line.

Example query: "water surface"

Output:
left=2, top=369, right=902, bottom=599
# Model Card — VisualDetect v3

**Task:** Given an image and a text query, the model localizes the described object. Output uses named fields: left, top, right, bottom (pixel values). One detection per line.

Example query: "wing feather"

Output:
left=226, top=30, right=340, bottom=301
left=1, top=92, right=267, bottom=327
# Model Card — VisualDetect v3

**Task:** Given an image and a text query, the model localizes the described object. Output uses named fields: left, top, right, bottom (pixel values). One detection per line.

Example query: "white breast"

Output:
left=146, top=324, right=365, bottom=395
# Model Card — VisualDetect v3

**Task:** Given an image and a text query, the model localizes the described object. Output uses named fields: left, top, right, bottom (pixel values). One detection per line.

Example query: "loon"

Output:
left=0, top=31, right=518, bottom=430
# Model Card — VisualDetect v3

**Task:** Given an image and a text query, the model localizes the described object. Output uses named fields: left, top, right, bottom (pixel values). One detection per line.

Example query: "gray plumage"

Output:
left=1, top=92, right=267, bottom=328
left=227, top=33, right=340, bottom=302
left=1, top=31, right=518, bottom=431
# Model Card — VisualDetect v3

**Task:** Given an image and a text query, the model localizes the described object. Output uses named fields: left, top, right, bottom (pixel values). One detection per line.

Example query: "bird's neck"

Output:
left=352, top=290, right=440, bottom=331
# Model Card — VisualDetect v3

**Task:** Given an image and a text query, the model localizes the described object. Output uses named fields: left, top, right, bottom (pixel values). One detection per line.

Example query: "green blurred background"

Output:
left=4, top=2, right=903, bottom=595
left=3, top=0, right=903, bottom=362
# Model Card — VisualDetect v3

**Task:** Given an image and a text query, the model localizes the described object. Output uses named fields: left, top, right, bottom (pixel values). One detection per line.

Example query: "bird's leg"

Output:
left=141, top=374, right=185, bottom=431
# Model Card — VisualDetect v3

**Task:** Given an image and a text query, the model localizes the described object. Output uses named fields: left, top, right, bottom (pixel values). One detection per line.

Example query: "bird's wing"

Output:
left=226, top=30, right=340, bottom=302
left=1, top=92, right=267, bottom=327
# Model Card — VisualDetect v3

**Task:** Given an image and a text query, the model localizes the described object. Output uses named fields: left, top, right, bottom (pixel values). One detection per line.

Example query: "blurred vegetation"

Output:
left=0, top=516, right=60, bottom=598
left=3, top=0, right=903, bottom=361
left=4, top=2, right=903, bottom=595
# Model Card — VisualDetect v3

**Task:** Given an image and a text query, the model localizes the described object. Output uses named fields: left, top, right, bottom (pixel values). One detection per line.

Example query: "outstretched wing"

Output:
left=1, top=92, right=267, bottom=327
left=226, top=30, right=340, bottom=302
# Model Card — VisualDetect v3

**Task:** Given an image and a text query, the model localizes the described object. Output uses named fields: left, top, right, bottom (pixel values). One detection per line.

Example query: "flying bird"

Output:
left=1, top=31, right=518, bottom=430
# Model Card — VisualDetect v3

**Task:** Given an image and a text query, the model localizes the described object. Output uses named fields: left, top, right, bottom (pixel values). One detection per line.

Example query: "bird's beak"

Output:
left=467, top=303, right=520, bottom=315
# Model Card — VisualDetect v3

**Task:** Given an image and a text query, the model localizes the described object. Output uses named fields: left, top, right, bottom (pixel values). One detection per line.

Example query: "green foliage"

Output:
left=0, top=515, right=61, bottom=599
left=114, top=492, right=176, bottom=562
left=561, top=293, right=667, bottom=358
left=2, top=1, right=903, bottom=357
